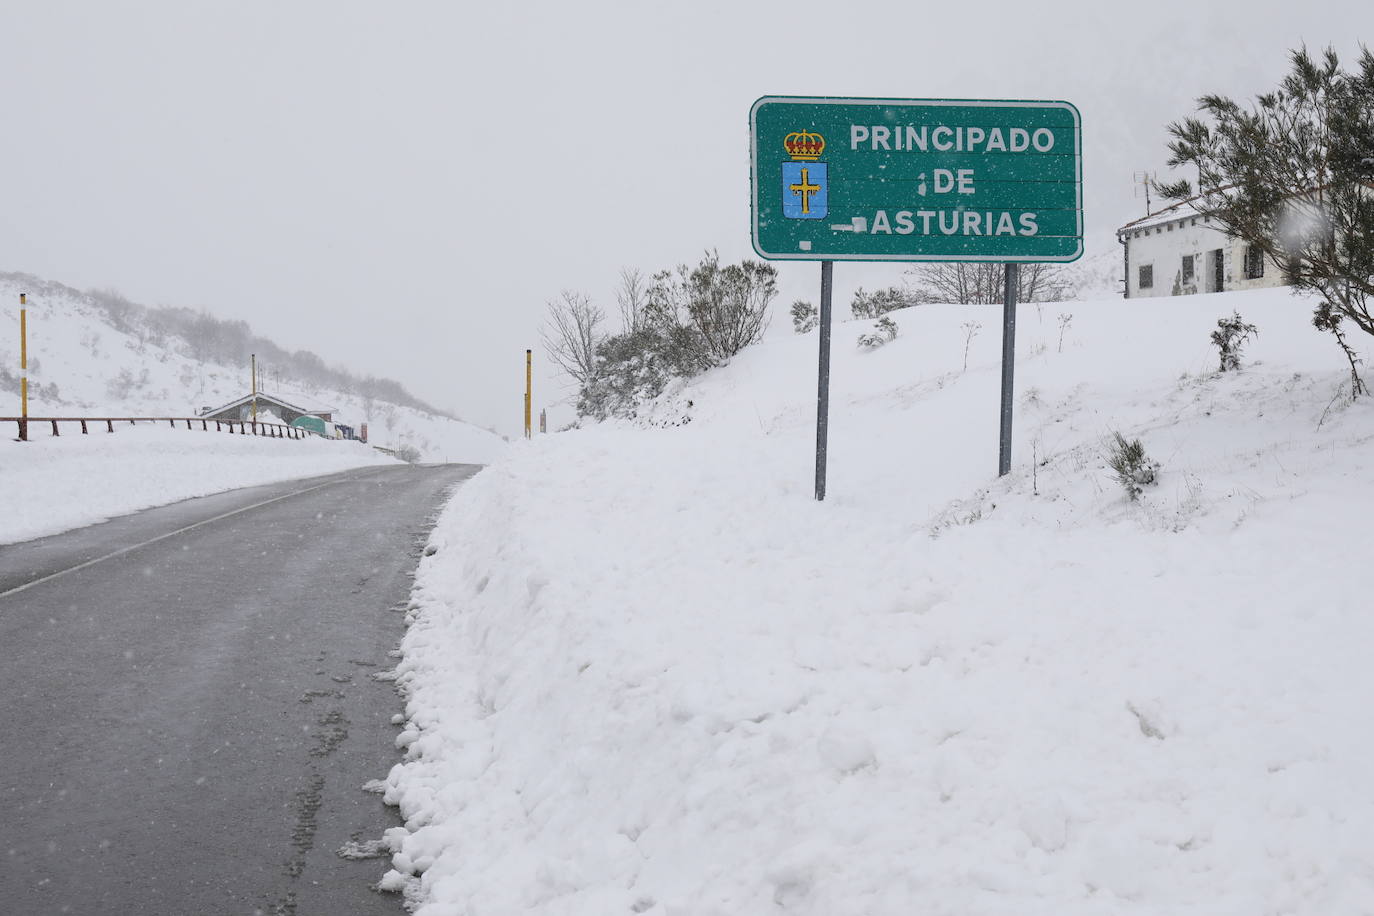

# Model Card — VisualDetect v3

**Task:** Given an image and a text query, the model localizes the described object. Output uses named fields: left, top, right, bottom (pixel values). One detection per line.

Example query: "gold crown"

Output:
left=784, top=130, right=825, bottom=161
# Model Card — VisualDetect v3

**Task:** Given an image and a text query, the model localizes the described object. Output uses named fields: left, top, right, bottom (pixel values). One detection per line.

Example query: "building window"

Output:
left=1245, top=245, right=1265, bottom=279
left=1182, top=254, right=1195, bottom=283
left=1139, top=264, right=1154, bottom=289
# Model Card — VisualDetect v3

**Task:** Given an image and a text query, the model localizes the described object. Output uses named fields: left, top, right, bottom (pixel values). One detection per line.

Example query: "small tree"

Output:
left=690, top=256, right=776, bottom=360
left=1211, top=311, right=1259, bottom=371
left=1158, top=46, right=1374, bottom=396
left=541, top=290, right=605, bottom=395
left=646, top=250, right=776, bottom=363
left=791, top=299, right=818, bottom=333
left=615, top=267, right=647, bottom=333
left=1106, top=432, right=1160, bottom=501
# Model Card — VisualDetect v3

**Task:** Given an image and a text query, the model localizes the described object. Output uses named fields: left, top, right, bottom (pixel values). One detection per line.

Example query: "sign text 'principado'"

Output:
left=750, top=97, right=1083, bottom=262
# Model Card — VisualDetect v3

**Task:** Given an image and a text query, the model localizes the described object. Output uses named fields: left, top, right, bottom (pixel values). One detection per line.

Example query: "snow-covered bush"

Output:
left=857, top=316, right=899, bottom=351
left=791, top=299, right=818, bottom=333
left=577, top=252, right=776, bottom=420
left=647, top=250, right=776, bottom=363
left=1211, top=311, right=1259, bottom=372
left=850, top=286, right=909, bottom=318
left=1106, top=432, right=1159, bottom=501
left=578, top=326, right=704, bottom=421
left=106, top=367, right=150, bottom=399
left=395, top=443, right=422, bottom=463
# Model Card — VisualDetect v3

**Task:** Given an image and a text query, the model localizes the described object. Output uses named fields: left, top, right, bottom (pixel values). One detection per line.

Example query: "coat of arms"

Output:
left=781, top=130, right=827, bottom=220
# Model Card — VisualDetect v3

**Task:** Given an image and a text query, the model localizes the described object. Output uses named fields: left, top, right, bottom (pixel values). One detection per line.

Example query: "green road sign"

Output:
left=750, top=96, right=1082, bottom=262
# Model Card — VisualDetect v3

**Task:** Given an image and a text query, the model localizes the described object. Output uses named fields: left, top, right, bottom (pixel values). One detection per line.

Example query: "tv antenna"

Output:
left=1133, top=171, right=1157, bottom=216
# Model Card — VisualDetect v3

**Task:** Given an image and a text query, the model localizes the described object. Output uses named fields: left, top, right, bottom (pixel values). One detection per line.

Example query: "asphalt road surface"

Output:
left=0, top=463, right=480, bottom=915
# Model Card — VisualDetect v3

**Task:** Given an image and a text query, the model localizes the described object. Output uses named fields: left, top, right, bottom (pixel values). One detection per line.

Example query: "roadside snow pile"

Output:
left=0, top=423, right=396, bottom=544
left=382, top=287, right=1374, bottom=915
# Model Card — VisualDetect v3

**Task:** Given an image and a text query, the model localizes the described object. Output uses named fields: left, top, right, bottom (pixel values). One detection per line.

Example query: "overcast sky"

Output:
left=1, top=1, right=1365, bottom=434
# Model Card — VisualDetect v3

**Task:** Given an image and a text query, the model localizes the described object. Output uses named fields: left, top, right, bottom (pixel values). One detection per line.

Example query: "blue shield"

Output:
left=781, top=161, right=827, bottom=219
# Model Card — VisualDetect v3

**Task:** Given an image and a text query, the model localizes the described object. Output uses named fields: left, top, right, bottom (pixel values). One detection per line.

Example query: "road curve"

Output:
left=0, top=463, right=479, bottom=915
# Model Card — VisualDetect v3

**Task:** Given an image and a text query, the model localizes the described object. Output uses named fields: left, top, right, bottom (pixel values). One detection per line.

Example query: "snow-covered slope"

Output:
left=382, top=286, right=1373, bottom=914
left=1063, top=242, right=1124, bottom=300
left=0, top=272, right=506, bottom=465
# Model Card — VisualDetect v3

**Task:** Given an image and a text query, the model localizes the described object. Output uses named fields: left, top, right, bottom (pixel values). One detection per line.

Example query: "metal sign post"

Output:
left=524, top=350, right=532, bottom=440
left=815, top=261, right=833, bottom=501
left=18, top=293, right=28, bottom=442
left=998, top=263, right=1019, bottom=477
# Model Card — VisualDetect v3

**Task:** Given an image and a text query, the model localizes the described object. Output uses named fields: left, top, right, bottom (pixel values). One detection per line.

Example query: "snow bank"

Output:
left=0, top=423, right=397, bottom=544
left=383, top=287, right=1374, bottom=914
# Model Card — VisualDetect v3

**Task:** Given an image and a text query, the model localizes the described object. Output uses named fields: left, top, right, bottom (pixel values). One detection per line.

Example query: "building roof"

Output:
left=1116, top=189, right=1220, bottom=236
left=201, top=391, right=337, bottom=417
left=1120, top=180, right=1374, bottom=237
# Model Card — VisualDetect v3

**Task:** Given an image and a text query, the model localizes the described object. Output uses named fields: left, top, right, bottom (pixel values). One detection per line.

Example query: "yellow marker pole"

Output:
left=524, top=350, right=532, bottom=440
left=19, top=293, right=28, bottom=442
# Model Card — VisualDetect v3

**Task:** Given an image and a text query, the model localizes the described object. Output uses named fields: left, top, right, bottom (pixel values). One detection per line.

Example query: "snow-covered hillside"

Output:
left=1063, top=242, right=1124, bottom=300
left=0, top=272, right=506, bottom=465
left=382, top=286, right=1373, bottom=914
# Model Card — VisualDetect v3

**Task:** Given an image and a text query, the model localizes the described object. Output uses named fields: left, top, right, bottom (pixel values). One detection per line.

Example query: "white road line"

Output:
left=0, top=472, right=382, bottom=601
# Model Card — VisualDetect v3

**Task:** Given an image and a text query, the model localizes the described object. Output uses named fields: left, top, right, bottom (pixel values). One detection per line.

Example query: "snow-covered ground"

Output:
left=0, top=423, right=398, bottom=545
left=381, top=286, right=1373, bottom=914
left=0, top=272, right=507, bottom=465
left=0, top=271, right=505, bottom=543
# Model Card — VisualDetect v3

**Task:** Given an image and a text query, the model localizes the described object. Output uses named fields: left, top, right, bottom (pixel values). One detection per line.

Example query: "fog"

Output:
left=0, top=0, right=1364, bottom=434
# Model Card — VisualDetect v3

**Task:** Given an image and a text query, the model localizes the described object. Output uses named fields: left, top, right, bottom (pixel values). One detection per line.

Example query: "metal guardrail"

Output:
left=2, top=416, right=318, bottom=442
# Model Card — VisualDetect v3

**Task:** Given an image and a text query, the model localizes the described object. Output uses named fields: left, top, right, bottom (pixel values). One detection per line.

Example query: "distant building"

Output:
left=200, top=392, right=336, bottom=426
left=1116, top=196, right=1288, bottom=299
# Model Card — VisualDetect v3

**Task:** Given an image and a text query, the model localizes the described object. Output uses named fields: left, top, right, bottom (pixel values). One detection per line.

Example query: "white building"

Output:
left=1116, top=196, right=1288, bottom=299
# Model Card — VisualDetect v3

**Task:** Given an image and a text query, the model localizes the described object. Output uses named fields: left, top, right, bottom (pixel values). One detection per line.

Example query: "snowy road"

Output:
left=0, top=463, right=478, bottom=914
